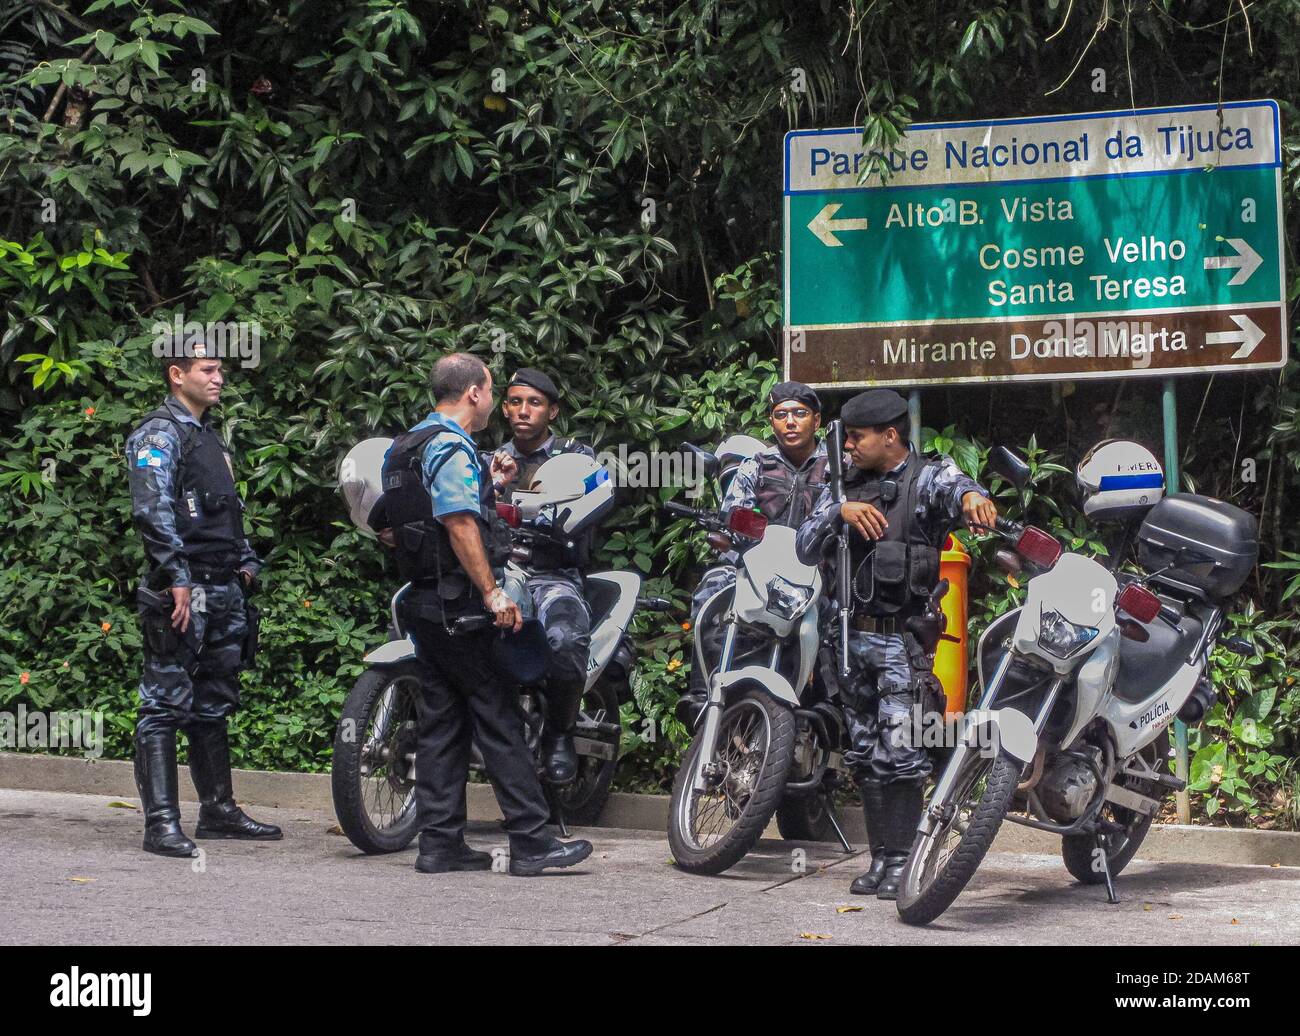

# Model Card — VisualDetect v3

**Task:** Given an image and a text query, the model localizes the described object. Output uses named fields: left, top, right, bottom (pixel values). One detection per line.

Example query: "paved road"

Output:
left=4, top=788, right=1298, bottom=945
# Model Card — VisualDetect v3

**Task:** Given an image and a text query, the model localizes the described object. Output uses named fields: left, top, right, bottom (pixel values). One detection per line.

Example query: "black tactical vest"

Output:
left=133, top=406, right=243, bottom=561
left=843, top=453, right=942, bottom=616
left=381, top=418, right=511, bottom=587
left=754, top=451, right=829, bottom=528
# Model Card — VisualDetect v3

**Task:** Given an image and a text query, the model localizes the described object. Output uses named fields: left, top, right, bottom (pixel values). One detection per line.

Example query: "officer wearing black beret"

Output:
left=796, top=388, right=997, bottom=899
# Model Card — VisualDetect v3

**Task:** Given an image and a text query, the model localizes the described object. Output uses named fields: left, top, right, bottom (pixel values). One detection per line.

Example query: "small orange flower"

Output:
left=85, top=406, right=95, bottom=417
left=62, top=661, right=70, bottom=669
left=303, top=599, right=312, bottom=608
left=20, top=672, right=30, bottom=684
left=101, top=621, right=112, bottom=633
left=667, top=659, right=682, bottom=672
left=680, top=622, right=691, bottom=631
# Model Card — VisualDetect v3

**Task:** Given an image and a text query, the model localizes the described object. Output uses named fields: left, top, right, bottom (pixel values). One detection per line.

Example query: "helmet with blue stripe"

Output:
left=1075, top=439, right=1165, bottom=521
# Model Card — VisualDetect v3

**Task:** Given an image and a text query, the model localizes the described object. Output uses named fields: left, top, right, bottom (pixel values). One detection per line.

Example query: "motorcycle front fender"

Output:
left=962, top=707, right=1038, bottom=765
left=716, top=666, right=800, bottom=708
left=363, top=637, right=418, bottom=666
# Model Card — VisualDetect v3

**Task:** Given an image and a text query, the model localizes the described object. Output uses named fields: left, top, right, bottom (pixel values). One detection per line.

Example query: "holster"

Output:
left=241, top=596, right=260, bottom=668
left=136, top=586, right=202, bottom=674
left=904, top=577, right=950, bottom=654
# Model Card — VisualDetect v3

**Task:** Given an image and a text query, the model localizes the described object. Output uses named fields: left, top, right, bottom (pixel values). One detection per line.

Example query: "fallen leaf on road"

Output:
left=1230, top=918, right=1240, bottom=925
left=799, top=932, right=832, bottom=940
left=326, top=823, right=343, bottom=835
left=107, top=801, right=139, bottom=810
left=1168, top=915, right=1183, bottom=920
left=1142, top=903, right=1152, bottom=911
left=836, top=906, right=863, bottom=913
left=68, top=877, right=94, bottom=884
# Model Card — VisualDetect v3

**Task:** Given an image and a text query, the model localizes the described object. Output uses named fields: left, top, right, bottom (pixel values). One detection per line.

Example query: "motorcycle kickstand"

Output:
left=820, top=791, right=854, bottom=854
left=1095, top=833, right=1120, bottom=904
left=545, top=785, right=570, bottom=839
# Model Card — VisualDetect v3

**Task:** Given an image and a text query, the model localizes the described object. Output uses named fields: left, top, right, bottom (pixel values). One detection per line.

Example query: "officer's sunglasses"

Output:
left=771, top=407, right=813, bottom=421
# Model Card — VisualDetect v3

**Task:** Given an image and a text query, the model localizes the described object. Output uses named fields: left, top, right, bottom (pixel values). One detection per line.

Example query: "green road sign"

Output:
left=783, top=100, right=1287, bottom=388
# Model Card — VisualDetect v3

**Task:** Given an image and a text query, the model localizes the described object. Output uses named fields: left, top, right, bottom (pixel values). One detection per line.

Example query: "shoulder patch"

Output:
left=135, top=447, right=166, bottom=468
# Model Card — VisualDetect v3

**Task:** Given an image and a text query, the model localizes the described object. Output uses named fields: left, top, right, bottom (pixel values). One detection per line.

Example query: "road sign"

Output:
left=783, top=100, right=1287, bottom=388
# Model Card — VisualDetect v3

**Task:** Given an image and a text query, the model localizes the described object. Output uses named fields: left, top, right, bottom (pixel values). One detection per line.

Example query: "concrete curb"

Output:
left=4, top=750, right=1299, bottom=867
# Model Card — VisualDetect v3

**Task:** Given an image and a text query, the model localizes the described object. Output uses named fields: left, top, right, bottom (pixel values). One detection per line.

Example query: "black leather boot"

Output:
left=509, top=836, right=594, bottom=876
left=541, top=682, right=582, bottom=785
left=134, top=732, right=197, bottom=858
left=849, top=780, right=887, bottom=895
left=415, top=843, right=493, bottom=873
left=876, top=780, right=924, bottom=900
left=187, top=722, right=283, bottom=840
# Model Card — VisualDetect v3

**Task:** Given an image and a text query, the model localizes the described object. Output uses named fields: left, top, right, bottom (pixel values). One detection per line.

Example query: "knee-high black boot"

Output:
left=849, top=779, right=887, bottom=895
left=541, top=680, right=582, bottom=785
left=876, top=780, right=924, bottom=900
left=134, top=731, right=197, bottom=857
left=187, top=721, right=282, bottom=840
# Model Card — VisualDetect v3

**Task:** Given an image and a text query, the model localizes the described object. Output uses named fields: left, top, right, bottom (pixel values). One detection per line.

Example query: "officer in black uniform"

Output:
left=489, top=368, right=601, bottom=784
left=684, top=382, right=830, bottom=714
left=126, top=342, right=280, bottom=857
left=375, top=352, right=592, bottom=876
left=796, top=389, right=997, bottom=898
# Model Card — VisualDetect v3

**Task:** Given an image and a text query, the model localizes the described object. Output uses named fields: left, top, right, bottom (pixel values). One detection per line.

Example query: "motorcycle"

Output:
left=330, top=505, right=667, bottom=855
left=897, top=442, right=1259, bottom=925
left=665, top=480, right=856, bottom=876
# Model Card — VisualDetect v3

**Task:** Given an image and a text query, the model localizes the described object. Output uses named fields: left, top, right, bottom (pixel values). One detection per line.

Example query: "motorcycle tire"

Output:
left=553, top=678, right=622, bottom=827
left=1060, top=743, right=1160, bottom=885
left=897, top=753, right=1020, bottom=926
left=668, top=688, right=796, bottom=875
left=331, top=663, right=424, bottom=854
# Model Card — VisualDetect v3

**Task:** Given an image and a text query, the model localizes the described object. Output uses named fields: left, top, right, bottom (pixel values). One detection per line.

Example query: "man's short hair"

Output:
left=430, top=352, right=489, bottom=403
left=873, top=417, right=910, bottom=444
left=160, top=354, right=199, bottom=388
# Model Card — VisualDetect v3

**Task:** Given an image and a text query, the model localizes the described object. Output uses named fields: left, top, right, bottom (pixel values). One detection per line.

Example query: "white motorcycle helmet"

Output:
left=1075, top=439, right=1165, bottom=521
left=338, top=437, right=393, bottom=535
left=714, top=434, right=767, bottom=497
left=511, top=452, right=614, bottom=534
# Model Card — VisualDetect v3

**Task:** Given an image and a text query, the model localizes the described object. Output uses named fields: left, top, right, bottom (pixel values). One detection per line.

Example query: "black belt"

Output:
left=190, top=563, right=237, bottom=585
left=852, top=615, right=907, bottom=635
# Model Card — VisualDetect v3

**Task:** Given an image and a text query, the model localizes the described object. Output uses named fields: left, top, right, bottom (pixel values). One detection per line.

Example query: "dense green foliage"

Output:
left=2, top=0, right=1298, bottom=825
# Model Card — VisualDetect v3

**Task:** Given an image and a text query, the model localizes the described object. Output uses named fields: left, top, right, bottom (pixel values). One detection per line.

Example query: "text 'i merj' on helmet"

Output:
left=1075, top=439, right=1165, bottom=521
left=713, top=434, right=766, bottom=497
left=338, top=437, right=394, bottom=535
left=511, top=452, right=613, bottom=528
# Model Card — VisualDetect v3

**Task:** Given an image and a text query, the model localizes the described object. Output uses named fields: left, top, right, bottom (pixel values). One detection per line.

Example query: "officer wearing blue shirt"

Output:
left=375, top=352, right=593, bottom=877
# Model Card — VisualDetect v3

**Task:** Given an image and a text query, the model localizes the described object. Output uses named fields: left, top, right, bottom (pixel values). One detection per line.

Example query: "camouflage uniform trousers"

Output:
left=525, top=573, right=592, bottom=716
left=840, top=630, right=934, bottom=785
left=136, top=577, right=248, bottom=740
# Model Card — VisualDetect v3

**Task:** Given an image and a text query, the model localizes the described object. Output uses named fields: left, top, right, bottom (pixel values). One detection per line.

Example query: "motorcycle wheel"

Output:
left=775, top=792, right=841, bottom=843
left=553, top=679, right=622, bottom=826
left=1060, top=743, right=1160, bottom=885
left=896, top=752, right=1020, bottom=926
left=330, top=663, right=424, bottom=854
left=668, top=689, right=796, bottom=875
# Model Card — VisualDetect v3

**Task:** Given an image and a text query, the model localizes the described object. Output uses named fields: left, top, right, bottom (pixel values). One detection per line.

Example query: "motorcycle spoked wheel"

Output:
left=330, top=663, right=424, bottom=854
left=1060, top=741, right=1160, bottom=885
left=896, top=751, right=1021, bottom=926
left=552, top=679, right=622, bottom=826
left=668, top=689, right=796, bottom=875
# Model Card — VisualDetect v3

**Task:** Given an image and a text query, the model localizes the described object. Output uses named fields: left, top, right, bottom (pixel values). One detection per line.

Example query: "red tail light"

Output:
left=1116, top=583, right=1161, bottom=624
left=728, top=508, right=768, bottom=540
left=1015, top=526, right=1062, bottom=568
left=496, top=502, right=521, bottom=527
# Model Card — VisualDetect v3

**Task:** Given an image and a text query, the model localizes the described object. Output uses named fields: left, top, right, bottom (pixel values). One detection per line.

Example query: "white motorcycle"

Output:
left=665, top=497, right=855, bottom=875
left=897, top=441, right=1259, bottom=925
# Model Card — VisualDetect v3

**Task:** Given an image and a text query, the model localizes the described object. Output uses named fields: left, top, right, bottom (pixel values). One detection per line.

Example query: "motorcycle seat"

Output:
left=584, top=577, right=620, bottom=629
left=1114, top=611, right=1204, bottom=704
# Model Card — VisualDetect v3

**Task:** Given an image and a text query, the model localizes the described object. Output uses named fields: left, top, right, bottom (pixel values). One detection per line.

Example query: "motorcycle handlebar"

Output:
left=663, top=501, right=703, bottom=520
left=995, top=516, right=1024, bottom=537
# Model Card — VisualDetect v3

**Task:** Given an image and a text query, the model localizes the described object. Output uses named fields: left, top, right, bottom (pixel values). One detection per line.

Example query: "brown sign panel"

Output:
left=787, top=305, right=1285, bottom=388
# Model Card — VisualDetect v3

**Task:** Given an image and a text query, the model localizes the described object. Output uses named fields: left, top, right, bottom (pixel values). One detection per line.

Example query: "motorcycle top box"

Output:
left=1136, top=493, right=1258, bottom=600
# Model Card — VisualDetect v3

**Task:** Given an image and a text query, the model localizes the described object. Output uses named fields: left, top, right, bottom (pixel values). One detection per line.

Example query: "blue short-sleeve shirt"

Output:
left=407, top=412, right=483, bottom=519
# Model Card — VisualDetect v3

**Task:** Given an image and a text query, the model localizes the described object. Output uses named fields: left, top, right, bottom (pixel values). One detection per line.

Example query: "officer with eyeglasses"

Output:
left=796, top=388, right=997, bottom=900
left=682, top=382, right=830, bottom=716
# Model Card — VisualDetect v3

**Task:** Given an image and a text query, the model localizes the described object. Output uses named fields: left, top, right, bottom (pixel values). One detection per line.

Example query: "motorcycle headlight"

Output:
left=1037, top=607, right=1099, bottom=658
left=766, top=576, right=815, bottom=621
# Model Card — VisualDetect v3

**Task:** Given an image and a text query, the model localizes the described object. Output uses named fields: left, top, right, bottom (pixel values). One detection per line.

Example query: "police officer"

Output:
left=796, top=389, right=997, bottom=899
left=126, top=342, right=279, bottom=857
left=489, top=368, right=600, bottom=785
left=376, top=353, right=592, bottom=876
left=684, top=381, right=830, bottom=713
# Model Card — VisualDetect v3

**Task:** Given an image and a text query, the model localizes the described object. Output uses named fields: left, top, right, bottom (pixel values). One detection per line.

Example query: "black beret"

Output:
left=768, top=381, right=821, bottom=413
left=840, top=388, right=908, bottom=428
left=508, top=368, right=559, bottom=404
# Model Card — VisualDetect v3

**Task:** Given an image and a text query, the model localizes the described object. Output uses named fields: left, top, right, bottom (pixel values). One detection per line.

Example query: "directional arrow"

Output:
left=808, top=203, right=869, bottom=247
left=1203, top=238, right=1262, bottom=286
left=1205, top=314, right=1265, bottom=359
